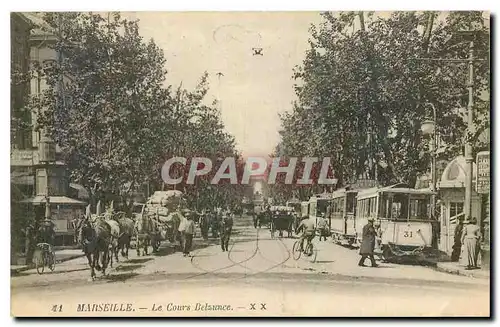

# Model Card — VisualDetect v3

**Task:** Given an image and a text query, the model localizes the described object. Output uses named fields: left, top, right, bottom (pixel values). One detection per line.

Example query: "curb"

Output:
left=10, top=253, right=85, bottom=275
left=434, top=263, right=490, bottom=279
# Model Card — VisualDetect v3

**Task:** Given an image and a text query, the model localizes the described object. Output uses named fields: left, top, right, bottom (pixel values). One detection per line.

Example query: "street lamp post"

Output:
left=420, top=103, right=437, bottom=219
left=464, top=39, right=475, bottom=220
left=413, top=31, right=485, bottom=223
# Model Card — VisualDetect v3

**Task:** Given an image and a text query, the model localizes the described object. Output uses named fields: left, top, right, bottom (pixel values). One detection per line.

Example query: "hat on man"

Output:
left=367, top=217, right=375, bottom=221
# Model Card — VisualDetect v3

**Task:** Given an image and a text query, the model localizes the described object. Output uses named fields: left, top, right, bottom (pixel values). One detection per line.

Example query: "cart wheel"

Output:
left=292, top=241, right=302, bottom=260
left=48, top=252, right=56, bottom=271
left=35, top=255, right=45, bottom=275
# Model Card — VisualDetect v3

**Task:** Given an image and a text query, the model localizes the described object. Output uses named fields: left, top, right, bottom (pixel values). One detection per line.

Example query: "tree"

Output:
left=275, top=11, right=489, bottom=200
left=28, top=12, right=244, bottom=210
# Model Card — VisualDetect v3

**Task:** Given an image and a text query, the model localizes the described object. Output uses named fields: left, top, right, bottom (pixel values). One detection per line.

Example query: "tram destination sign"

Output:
left=476, top=151, right=490, bottom=194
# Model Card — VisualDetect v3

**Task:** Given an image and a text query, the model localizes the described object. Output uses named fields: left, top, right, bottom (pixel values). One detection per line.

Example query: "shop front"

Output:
left=437, top=156, right=481, bottom=255
left=20, top=195, right=87, bottom=246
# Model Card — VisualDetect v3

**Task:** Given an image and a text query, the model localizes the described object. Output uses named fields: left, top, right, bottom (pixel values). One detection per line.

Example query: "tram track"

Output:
left=186, top=225, right=261, bottom=279
left=187, top=224, right=293, bottom=283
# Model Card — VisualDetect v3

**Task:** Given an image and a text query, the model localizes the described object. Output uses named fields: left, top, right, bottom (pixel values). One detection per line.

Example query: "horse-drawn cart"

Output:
left=270, top=206, right=294, bottom=238
left=134, top=191, right=183, bottom=255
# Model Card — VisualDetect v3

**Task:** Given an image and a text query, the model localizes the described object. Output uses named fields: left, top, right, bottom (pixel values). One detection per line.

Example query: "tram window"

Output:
left=346, top=193, right=356, bottom=213
left=391, top=194, right=408, bottom=220
left=370, top=198, right=376, bottom=216
left=339, top=198, right=345, bottom=214
left=409, top=198, right=430, bottom=220
left=317, top=201, right=329, bottom=217
left=379, top=194, right=391, bottom=219
left=310, top=202, right=317, bottom=216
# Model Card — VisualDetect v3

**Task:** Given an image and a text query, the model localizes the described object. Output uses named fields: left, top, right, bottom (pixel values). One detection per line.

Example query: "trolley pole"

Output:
left=463, top=39, right=475, bottom=220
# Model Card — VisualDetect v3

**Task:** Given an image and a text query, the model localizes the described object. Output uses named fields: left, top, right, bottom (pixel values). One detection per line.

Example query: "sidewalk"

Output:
left=11, top=249, right=85, bottom=274
left=434, top=262, right=490, bottom=279
left=289, top=239, right=490, bottom=285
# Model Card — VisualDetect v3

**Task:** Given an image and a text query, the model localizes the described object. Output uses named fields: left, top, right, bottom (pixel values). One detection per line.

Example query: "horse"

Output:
left=116, top=214, right=135, bottom=259
left=134, top=213, right=156, bottom=256
left=104, top=217, right=122, bottom=267
left=73, top=217, right=111, bottom=280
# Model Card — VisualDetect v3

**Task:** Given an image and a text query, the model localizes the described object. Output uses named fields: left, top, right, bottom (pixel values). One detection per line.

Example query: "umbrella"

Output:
left=44, top=196, right=51, bottom=219
left=85, top=204, right=91, bottom=219
left=96, top=200, right=103, bottom=216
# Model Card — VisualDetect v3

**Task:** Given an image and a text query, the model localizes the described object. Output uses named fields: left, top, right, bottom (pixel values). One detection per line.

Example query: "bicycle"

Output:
left=33, top=243, right=56, bottom=274
left=292, top=235, right=317, bottom=263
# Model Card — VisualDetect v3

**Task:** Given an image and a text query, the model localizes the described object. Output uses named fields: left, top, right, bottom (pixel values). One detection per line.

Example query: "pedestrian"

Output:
left=200, top=209, right=209, bottom=241
left=451, top=215, right=464, bottom=262
left=220, top=213, right=233, bottom=252
left=178, top=211, right=187, bottom=254
left=24, top=221, right=35, bottom=264
left=317, top=214, right=329, bottom=241
left=358, top=218, right=378, bottom=267
left=461, top=217, right=481, bottom=269
left=182, top=213, right=195, bottom=257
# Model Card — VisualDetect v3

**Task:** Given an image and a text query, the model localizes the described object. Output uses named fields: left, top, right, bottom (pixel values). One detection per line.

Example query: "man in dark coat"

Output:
left=451, top=216, right=464, bottom=262
left=220, top=212, right=233, bottom=252
left=358, top=218, right=378, bottom=267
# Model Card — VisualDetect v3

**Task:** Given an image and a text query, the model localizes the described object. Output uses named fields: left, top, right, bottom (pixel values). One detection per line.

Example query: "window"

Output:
left=309, top=202, right=317, bottom=217
left=391, top=193, right=409, bottom=220
left=317, top=200, right=329, bottom=217
left=346, top=193, right=356, bottom=213
left=450, top=202, right=464, bottom=218
left=370, top=197, right=376, bottom=217
left=409, top=198, right=430, bottom=220
left=339, top=198, right=345, bottom=215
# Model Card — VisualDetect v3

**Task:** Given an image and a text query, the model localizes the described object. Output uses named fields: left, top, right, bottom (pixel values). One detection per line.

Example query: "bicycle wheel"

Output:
left=306, top=243, right=318, bottom=263
left=48, top=252, right=56, bottom=271
left=292, top=241, right=302, bottom=260
left=35, top=254, right=45, bottom=275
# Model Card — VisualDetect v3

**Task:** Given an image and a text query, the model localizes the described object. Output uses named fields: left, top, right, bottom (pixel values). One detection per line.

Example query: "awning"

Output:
left=20, top=196, right=87, bottom=206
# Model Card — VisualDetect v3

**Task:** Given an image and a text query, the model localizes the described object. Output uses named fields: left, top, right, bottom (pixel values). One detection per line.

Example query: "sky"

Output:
left=122, top=12, right=323, bottom=157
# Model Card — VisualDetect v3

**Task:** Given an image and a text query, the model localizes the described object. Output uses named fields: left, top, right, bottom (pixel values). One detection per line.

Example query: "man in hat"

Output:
left=181, top=211, right=195, bottom=257
left=220, top=211, right=233, bottom=252
left=38, top=219, right=55, bottom=250
left=358, top=218, right=378, bottom=267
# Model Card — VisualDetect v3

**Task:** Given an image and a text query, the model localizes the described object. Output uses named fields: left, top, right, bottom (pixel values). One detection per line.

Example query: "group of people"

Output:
left=177, top=208, right=234, bottom=257
left=452, top=216, right=482, bottom=270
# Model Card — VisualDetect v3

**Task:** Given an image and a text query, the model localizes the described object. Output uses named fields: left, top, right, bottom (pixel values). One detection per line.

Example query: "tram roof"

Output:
left=356, top=184, right=435, bottom=200
left=330, top=187, right=359, bottom=199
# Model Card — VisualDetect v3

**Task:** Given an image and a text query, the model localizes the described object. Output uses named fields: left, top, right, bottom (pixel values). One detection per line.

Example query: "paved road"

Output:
left=11, top=215, right=490, bottom=317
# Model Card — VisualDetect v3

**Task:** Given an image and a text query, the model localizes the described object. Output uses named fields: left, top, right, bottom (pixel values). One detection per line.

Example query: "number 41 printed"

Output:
left=51, top=304, right=63, bottom=312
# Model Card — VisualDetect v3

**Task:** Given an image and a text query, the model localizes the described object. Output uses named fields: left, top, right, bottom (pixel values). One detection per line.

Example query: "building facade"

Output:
left=11, top=13, right=86, bottom=251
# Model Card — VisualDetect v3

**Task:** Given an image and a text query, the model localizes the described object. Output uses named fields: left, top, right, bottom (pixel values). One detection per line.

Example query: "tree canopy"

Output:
left=274, top=11, right=489, bottom=199
left=27, top=12, right=246, bottom=210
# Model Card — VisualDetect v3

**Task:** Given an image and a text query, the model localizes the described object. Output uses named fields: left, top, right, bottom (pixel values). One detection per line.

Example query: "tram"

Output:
left=354, top=183, right=435, bottom=261
left=329, top=187, right=358, bottom=245
left=308, top=193, right=332, bottom=226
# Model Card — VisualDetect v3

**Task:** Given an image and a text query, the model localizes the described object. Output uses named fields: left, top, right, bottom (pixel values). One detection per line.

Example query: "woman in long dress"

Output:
left=461, top=217, right=481, bottom=269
